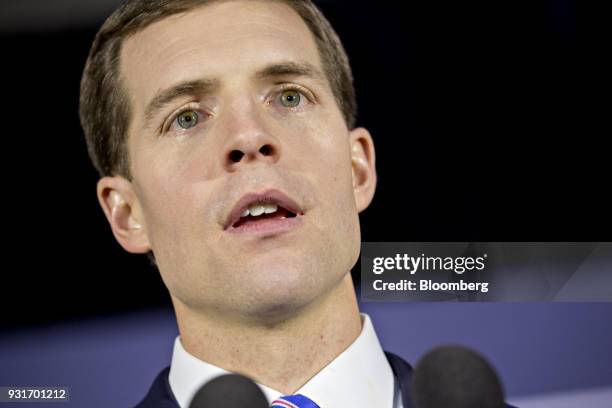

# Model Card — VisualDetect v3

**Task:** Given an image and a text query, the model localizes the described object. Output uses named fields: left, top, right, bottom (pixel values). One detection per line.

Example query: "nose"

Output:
left=227, top=141, right=278, bottom=167
left=222, top=107, right=281, bottom=172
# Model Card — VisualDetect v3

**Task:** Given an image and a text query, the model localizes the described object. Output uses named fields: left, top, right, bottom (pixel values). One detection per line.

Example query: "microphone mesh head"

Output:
left=189, top=373, right=269, bottom=408
left=411, top=345, right=505, bottom=408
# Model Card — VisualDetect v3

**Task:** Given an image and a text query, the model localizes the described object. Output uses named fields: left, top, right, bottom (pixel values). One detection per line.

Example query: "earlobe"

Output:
left=349, top=127, right=377, bottom=212
left=96, top=176, right=151, bottom=254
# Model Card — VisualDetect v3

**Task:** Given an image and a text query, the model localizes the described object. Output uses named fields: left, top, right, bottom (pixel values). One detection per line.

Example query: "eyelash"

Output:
left=162, top=84, right=315, bottom=134
left=272, top=84, right=314, bottom=109
left=163, top=103, right=205, bottom=133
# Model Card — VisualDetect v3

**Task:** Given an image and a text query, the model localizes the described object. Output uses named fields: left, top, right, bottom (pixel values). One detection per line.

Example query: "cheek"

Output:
left=133, top=137, right=215, bottom=218
left=316, top=133, right=355, bottom=208
left=135, top=171, right=217, bottom=298
left=134, top=155, right=205, bottom=252
left=304, top=127, right=360, bottom=247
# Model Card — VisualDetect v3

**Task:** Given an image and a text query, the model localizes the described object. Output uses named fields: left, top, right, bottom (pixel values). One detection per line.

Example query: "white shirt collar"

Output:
left=168, top=313, right=396, bottom=408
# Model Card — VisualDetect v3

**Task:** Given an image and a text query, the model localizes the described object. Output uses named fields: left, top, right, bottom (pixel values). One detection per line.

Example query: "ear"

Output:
left=349, top=127, right=377, bottom=212
left=96, top=176, right=151, bottom=254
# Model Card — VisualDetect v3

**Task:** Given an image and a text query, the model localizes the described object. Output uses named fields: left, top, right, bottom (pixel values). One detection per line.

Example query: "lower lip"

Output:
left=227, top=215, right=303, bottom=236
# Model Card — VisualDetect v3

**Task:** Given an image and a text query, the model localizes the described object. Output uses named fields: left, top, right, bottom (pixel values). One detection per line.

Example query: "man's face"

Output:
left=111, top=0, right=375, bottom=320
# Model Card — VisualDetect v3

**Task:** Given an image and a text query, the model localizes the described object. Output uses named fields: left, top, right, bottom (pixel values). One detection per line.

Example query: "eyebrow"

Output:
left=144, top=79, right=219, bottom=125
left=255, top=61, right=326, bottom=83
left=143, top=61, right=326, bottom=125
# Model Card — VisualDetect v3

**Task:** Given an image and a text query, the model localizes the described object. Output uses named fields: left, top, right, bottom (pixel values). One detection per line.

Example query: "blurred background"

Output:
left=1, top=0, right=610, bottom=407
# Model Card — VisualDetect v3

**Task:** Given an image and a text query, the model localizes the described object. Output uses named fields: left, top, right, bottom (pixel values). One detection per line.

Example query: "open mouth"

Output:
left=225, top=189, right=304, bottom=234
left=232, top=202, right=298, bottom=228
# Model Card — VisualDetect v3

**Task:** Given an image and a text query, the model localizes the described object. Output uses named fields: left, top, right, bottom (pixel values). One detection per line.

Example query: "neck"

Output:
left=172, top=274, right=362, bottom=394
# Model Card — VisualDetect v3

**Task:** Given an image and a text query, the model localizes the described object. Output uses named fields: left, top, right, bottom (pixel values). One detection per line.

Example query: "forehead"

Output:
left=120, top=0, right=323, bottom=113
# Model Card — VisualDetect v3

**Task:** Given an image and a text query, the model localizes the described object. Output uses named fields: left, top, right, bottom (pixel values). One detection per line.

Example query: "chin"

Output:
left=235, top=262, right=324, bottom=319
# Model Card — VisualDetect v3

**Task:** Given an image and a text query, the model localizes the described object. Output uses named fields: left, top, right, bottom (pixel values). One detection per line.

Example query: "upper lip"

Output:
left=224, top=189, right=304, bottom=230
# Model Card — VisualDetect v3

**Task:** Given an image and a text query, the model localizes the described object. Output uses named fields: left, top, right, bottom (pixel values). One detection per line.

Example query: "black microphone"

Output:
left=411, top=345, right=505, bottom=408
left=188, top=373, right=269, bottom=408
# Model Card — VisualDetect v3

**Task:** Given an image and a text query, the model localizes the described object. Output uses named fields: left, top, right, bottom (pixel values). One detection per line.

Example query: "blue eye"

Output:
left=279, top=90, right=301, bottom=108
left=176, top=110, right=199, bottom=129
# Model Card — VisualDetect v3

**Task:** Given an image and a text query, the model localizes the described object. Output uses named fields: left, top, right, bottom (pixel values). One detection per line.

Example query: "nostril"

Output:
left=229, top=150, right=244, bottom=163
left=259, top=144, right=274, bottom=156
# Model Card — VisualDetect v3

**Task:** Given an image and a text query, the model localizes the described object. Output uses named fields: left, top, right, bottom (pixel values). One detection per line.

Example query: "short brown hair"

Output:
left=79, top=0, right=357, bottom=179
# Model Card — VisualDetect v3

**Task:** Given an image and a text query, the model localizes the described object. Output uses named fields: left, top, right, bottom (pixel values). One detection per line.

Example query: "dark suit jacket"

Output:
left=134, top=351, right=515, bottom=407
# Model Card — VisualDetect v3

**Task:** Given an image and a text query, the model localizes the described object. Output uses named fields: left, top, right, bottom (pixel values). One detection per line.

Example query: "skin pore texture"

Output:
left=96, top=0, right=377, bottom=393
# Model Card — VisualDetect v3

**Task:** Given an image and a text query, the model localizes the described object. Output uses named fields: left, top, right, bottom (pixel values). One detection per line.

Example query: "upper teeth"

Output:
left=241, top=203, right=278, bottom=217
